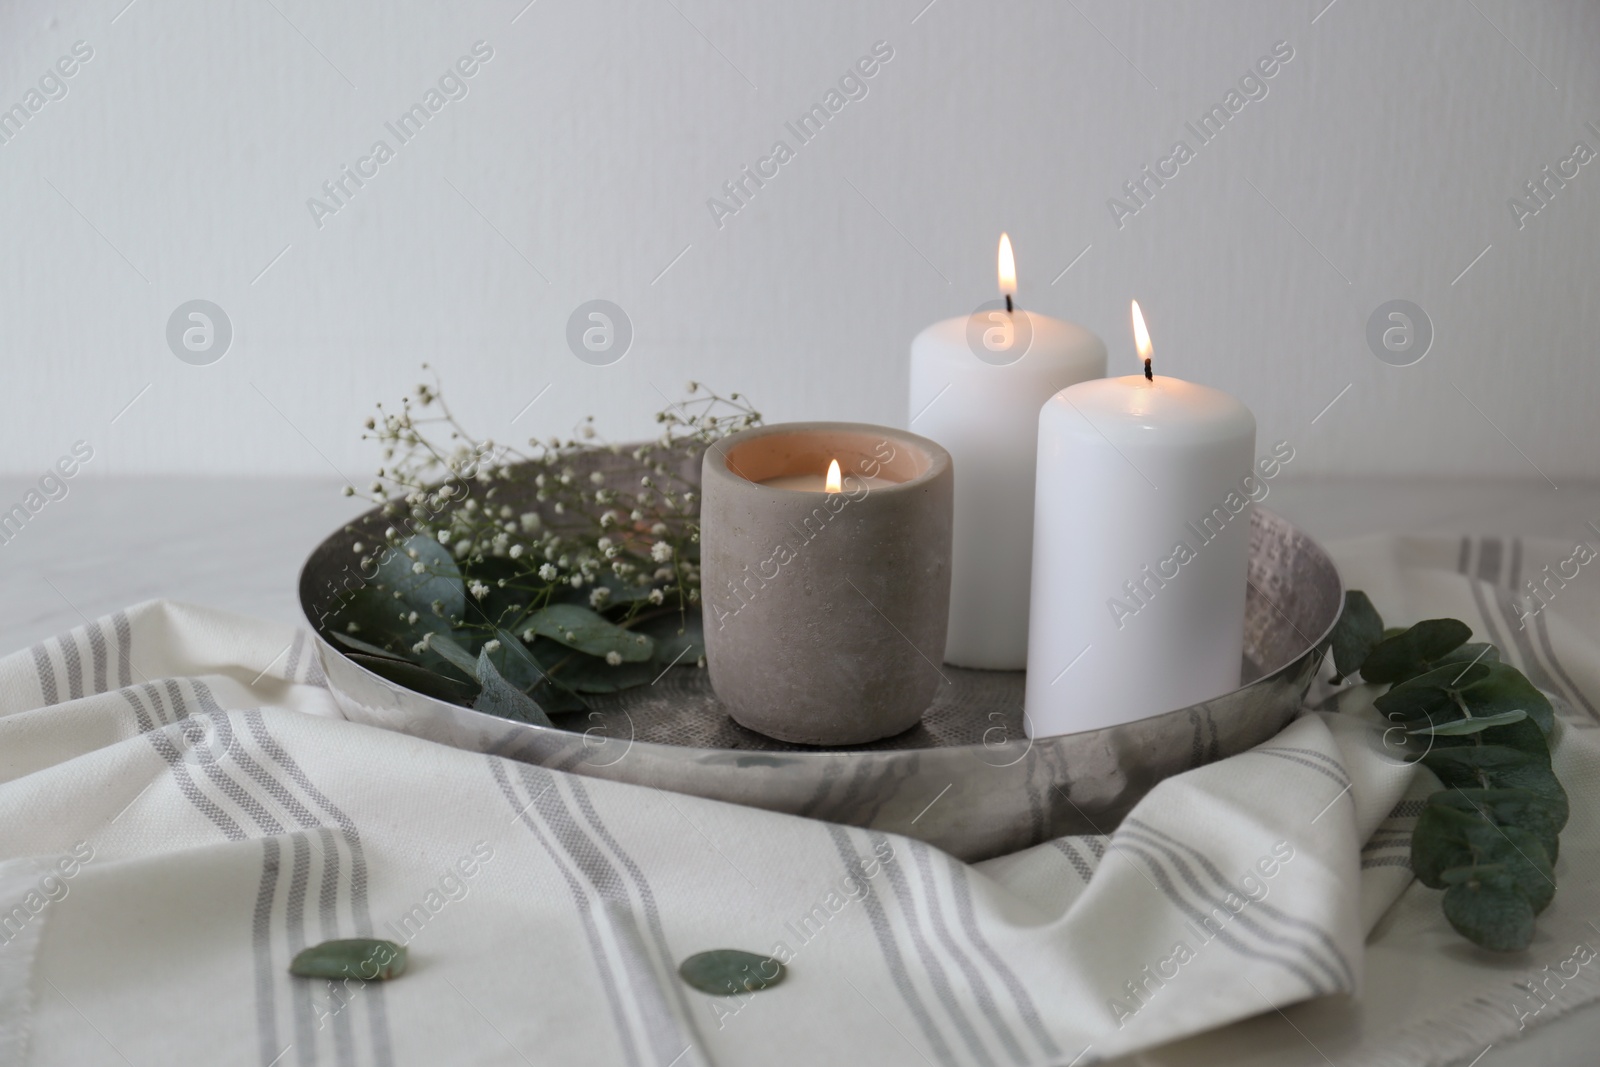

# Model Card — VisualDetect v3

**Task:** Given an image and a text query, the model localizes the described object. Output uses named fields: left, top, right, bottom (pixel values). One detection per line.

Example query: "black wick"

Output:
left=1004, top=294, right=1013, bottom=314
left=1144, top=358, right=1153, bottom=382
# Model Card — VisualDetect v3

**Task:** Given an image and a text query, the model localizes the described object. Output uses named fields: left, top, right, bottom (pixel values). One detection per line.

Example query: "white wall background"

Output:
left=1, top=0, right=1597, bottom=481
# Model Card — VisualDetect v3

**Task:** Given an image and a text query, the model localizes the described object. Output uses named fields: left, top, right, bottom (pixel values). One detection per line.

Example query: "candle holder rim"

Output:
left=705, top=420, right=952, bottom=495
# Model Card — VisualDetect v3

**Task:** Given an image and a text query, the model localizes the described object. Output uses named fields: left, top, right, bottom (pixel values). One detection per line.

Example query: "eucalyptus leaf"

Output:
left=1361, top=619, right=1473, bottom=684
left=1407, top=709, right=1527, bottom=736
left=1426, top=788, right=1564, bottom=864
left=1461, top=663, right=1556, bottom=737
left=426, top=632, right=482, bottom=680
left=488, top=628, right=552, bottom=692
left=337, top=534, right=466, bottom=651
left=523, top=604, right=655, bottom=662
left=1431, top=712, right=1552, bottom=760
left=1437, top=642, right=1501, bottom=668
left=1373, top=684, right=1454, bottom=725
left=331, top=631, right=411, bottom=661
left=1410, top=803, right=1479, bottom=889
left=1388, top=661, right=1493, bottom=694
left=347, top=654, right=479, bottom=706
left=1413, top=812, right=1554, bottom=917
left=290, top=938, right=408, bottom=981
left=1440, top=868, right=1536, bottom=952
left=553, top=656, right=659, bottom=694
left=1330, top=590, right=1384, bottom=681
left=474, top=648, right=554, bottom=727
left=1422, top=745, right=1568, bottom=826
left=638, top=612, right=705, bottom=667
left=678, top=949, right=786, bottom=995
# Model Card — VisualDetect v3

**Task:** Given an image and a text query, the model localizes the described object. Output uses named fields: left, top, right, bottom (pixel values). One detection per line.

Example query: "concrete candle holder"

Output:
left=700, top=422, right=954, bottom=745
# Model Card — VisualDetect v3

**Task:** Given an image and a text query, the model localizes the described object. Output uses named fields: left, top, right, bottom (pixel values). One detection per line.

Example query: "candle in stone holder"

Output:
left=700, top=422, right=953, bottom=745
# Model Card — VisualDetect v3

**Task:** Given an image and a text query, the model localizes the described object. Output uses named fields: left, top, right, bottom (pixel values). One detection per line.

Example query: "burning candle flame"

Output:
left=997, top=233, right=1017, bottom=297
left=825, top=459, right=842, bottom=494
left=1131, top=299, right=1153, bottom=363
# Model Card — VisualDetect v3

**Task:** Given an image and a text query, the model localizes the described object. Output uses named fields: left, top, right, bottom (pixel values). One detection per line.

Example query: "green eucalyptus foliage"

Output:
left=1329, top=590, right=1566, bottom=951
left=326, top=384, right=741, bottom=724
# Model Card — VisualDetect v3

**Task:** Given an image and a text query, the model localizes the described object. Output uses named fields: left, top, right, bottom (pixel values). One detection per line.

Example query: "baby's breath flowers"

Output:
left=338, top=369, right=759, bottom=708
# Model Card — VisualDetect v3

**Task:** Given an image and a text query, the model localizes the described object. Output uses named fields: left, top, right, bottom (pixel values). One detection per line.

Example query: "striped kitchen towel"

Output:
left=0, top=535, right=1596, bottom=1066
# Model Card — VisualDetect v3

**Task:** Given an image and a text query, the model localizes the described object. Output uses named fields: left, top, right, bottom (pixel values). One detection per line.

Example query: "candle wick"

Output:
left=1144, top=358, right=1153, bottom=382
left=1004, top=294, right=1013, bottom=314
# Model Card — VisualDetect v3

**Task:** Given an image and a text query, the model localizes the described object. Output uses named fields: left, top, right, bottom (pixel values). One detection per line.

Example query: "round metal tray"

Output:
left=300, top=468, right=1341, bottom=861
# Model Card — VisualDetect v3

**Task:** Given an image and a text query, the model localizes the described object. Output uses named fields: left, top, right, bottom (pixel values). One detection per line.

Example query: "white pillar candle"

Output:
left=1025, top=301, right=1256, bottom=737
left=908, top=235, right=1107, bottom=670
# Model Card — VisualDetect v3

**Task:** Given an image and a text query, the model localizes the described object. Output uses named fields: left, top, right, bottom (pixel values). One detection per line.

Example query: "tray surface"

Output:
left=300, top=452, right=1341, bottom=860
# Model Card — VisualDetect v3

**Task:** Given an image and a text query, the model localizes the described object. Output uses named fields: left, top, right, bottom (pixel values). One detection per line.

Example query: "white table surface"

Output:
left=2, top=475, right=1596, bottom=1066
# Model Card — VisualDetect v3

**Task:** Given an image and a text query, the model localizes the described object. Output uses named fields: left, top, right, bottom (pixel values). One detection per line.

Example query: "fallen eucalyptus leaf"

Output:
left=290, top=938, right=408, bottom=981
left=678, top=949, right=786, bottom=996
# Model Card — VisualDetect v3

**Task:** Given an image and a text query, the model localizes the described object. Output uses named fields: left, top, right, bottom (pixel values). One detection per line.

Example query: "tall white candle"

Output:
left=1025, top=301, right=1256, bottom=737
left=908, top=235, right=1106, bottom=670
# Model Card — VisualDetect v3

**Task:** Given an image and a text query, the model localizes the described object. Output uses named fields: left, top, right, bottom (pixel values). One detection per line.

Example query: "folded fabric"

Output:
left=0, top=534, right=1595, bottom=1067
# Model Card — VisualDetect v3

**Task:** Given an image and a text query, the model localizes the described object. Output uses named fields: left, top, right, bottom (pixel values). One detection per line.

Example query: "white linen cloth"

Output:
left=0, top=534, right=1596, bottom=1067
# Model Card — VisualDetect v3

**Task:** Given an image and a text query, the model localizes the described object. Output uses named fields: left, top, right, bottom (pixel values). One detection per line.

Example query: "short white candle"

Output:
left=1024, top=300, right=1256, bottom=737
left=908, top=235, right=1107, bottom=670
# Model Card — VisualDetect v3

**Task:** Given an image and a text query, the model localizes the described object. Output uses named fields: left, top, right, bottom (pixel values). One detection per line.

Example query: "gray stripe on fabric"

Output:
left=87, top=620, right=108, bottom=695
left=1388, top=800, right=1424, bottom=819
left=1127, top=821, right=1356, bottom=991
left=241, top=709, right=394, bottom=1067
left=1248, top=749, right=1349, bottom=790
left=868, top=831, right=997, bottom=1067
left=319, top=825, right=358, bottom=1067
left=826, top=826, right=957, bottom=1067
left=113, top=611, right=132, bottom=688
left=1477, top=537, right=1502, bottom=584
left=1112, top=838, right=1328, bottom=995
left=29, top=643, right=58, bottom=706
left=174, top=690, right=286, bottom=837
left=254, top=837, right=284, bottom=1067
left=565, top=777, right=706, bottom=1062
left=121, top=686, right=156, bottom=734
left=1483, top=571, right=1568, bottom=713
left=1051, top=839, right=1095, bottom=884
left=1085, top=837, right=1107, bottom=860
left=175, top=692, right=324, bottom=1066
left=1259, top=746, right=1351, bottom=785
left=514, top=765, right=691, bottom=1067
left=908, top=843, right=1028, bottom=1066
left=287, top=834, right=319, bottom=1067
left=942, top=856, right=1062, bottom=1061
left=1532, top=608, right=1600, bottom=721
left=1464, top=540, right=1511, bottom=663
left=1362, top=855, right=1412, bottom=870
left=144, top=725, right=246, bottom=841
left=1118, top=829, right=1347, bottom=993
left=61, top=633, right=84, bottom=701
left=489, top=758, right=642, bottom=1067
left=1361, top=835, right=1411, bottom=853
